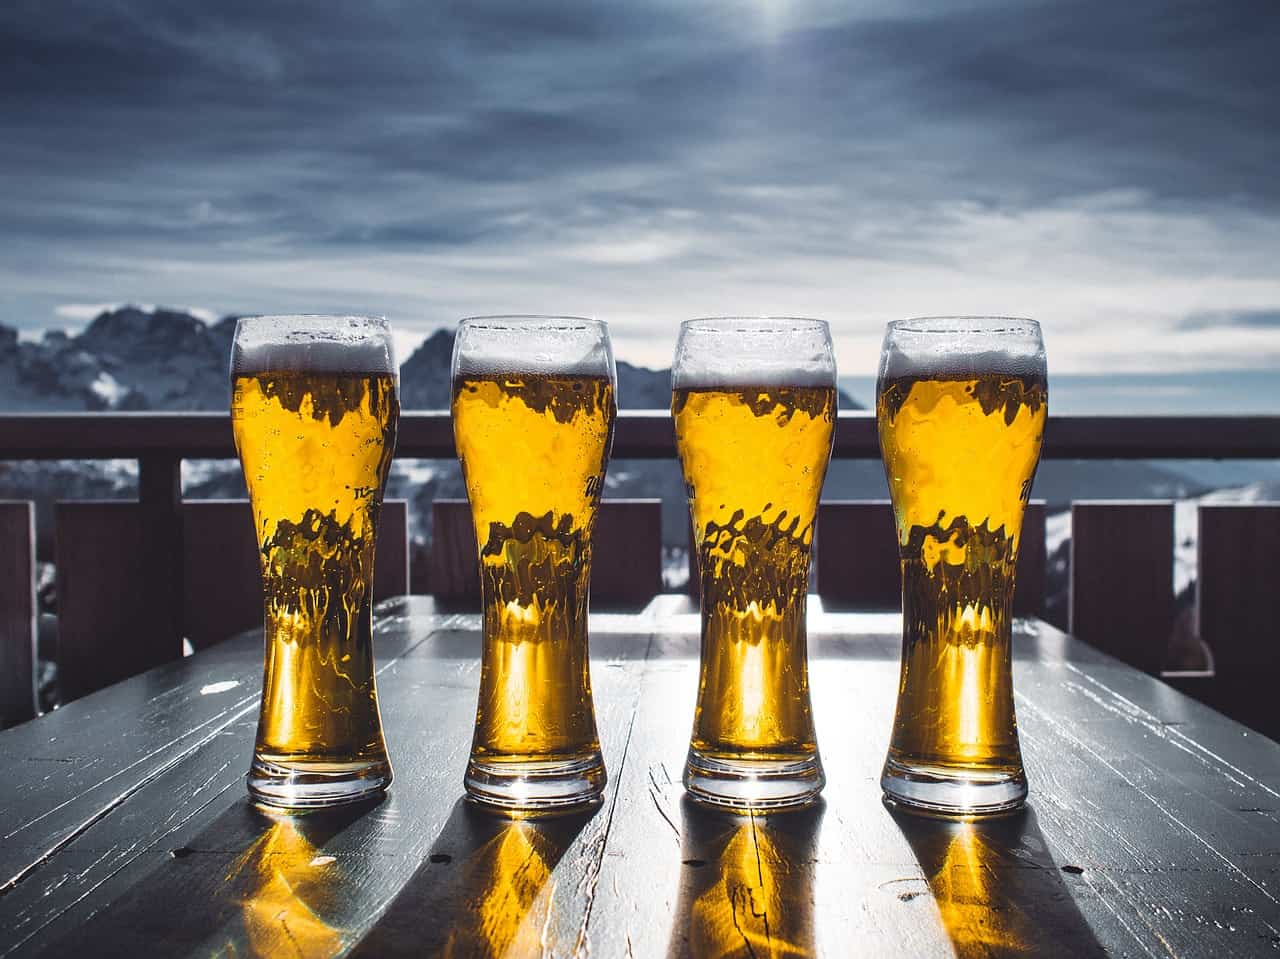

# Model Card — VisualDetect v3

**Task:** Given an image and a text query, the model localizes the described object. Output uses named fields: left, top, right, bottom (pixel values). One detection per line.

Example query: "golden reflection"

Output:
left=927, top=822, right=1031, bottom=956
left=671, top=800, right=821, bottom=959
left=893, top=810, right=1105, bottom=958
left=445, top=821, right=558, bottom=958
left=223, top=815, right=344, bottom=959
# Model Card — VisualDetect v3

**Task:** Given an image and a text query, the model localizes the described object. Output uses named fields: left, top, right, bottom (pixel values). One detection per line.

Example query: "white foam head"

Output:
left=231, top=314, right=396, bottom=377
left=672, top=317, right=836, bottom=390
left=878, top=316, right=1045, bottom=382
left=451, top=316, right=615, bottom=380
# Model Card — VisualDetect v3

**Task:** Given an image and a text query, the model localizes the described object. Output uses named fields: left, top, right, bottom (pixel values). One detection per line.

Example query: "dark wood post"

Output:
left=138, top=453, right=184, bottom=665
left=1197, top=503, right=1280, bottom=739
left=1070, top=501, right=1174, bottom=674
left=0, top=501, right=37, bottom=724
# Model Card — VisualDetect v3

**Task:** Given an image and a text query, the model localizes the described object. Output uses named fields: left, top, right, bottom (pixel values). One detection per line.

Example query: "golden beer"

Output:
left=673, top=318, right=836, bottom=809
left=231, top=315, right=398, bottom=808
left=451, top=317, right=617, bottom=812
left=877, top=317, right=1046, bottom=816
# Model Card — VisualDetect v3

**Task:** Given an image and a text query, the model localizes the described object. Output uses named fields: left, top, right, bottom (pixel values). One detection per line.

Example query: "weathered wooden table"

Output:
left=1, top=596, right=1277, bottom=957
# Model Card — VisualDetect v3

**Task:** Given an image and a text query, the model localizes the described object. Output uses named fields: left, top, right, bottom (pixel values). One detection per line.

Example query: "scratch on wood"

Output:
left=3, top=692, right=260, bottom=845
left=1, top=776, right=240, bottom=957
left=1, top=622, right=440, bottom=906
left=572, top=676, right=644, bottom=957
left=746, top=810, right=772, bottom=955
left=649, top=786, right=680, bottom=842
left=1019, top=693, right=1280, bottom=910
left=1062, top=663, right=1280, bottom=802
left=538, top=878, right=557, bottom=959
left=0, top=699, right=258, bottom=899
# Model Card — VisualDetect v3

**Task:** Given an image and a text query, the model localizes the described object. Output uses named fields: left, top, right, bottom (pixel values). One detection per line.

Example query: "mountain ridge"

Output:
left=1, top=306, right=864, bottom=411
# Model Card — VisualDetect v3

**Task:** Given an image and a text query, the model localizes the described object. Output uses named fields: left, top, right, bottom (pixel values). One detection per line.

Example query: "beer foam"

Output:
left=878, top=317, right=1044, bottom=381
left=672, top=318, right=836, bottom=389
left=452, top=317, right=614, bottom=378
left=232, top=315, right=396, bottom=375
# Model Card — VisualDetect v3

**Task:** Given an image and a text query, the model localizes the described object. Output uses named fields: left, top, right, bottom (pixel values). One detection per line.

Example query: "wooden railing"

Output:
left=4, top=410, right=1280, bottom=461
left=2, top=412, right=1280, bottom=731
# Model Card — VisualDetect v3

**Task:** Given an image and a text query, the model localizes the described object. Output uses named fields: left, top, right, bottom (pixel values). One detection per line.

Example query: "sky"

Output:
left=2, top=0, right=1279, bottom=379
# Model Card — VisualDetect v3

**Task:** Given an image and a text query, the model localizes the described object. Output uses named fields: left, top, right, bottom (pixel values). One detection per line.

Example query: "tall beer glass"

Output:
left=451, top=316, right=616, bottom=812
left=231, top=314, right=399, bottom=808
left=877, top=317, right=1046, bottom=817
left=673, top=318, right=836, bottom=810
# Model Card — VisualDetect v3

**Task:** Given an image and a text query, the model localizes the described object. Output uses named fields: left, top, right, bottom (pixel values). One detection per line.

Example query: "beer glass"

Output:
left=451, top=316, right=617, bottom=812
left=877, top=316, right=1047, bottom=817
left=231, top=314, right=399, bottom=808
left=673, top=318, right=836, bottom=809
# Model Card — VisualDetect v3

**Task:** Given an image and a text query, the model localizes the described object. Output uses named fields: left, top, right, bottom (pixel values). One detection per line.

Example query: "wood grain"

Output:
left=55, top=502, right=170, bottom=702
left=1070, top=501, right=1174, bottom=674
left=0, top=502, right=37, bottom=725
left=1197, top=503, right=1280, bottom=739
left=2, top=598, right=1278, bottom=957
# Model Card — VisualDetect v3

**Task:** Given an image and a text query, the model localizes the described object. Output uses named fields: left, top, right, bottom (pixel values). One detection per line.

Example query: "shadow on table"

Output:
left=890, top=805, right=1106, bottom=958
left=348, top=798, right=597, bottom=957
left=33, top=796, right=385, bottom=958
left=667, top=796, right=825, bottom=959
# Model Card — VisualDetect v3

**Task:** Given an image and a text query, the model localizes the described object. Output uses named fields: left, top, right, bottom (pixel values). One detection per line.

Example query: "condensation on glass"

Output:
left=451, top=315, right=616, bottom=814
left=231, top=314, right=399, bottom=808
left=673, top=317, right=836, bottom=810
left=877, top=316, right=1046, bottom=817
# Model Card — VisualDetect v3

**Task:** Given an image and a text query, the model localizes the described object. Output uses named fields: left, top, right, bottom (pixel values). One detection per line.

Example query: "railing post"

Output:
left=1070, top=501, right=1174, bottom=674
left=138, top=453, right=184, bottom=663
left=0, top=501, right=37, bottom=724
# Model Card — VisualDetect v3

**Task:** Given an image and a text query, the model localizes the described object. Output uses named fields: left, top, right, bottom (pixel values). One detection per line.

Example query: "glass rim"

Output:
left=235, top=312, right=388, bottom=323
left=233, top=313, right=390, bottom=334
left=680, top=316, right=829, bottom=334
left=458, top=314, right=603, bottom=332
left=887, top=316, right=1039, bottom=336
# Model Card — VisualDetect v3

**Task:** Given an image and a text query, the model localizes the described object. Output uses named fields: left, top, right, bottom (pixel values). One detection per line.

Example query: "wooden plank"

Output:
left=1070, top=501, right=1174, bottom=674
left=137, top=454, right=184, bottom=678
left=55, top=502, right=155, bottom=701
left=589, top=499, right=662, bottom=606
left=0, top=601, right=444, bottom=947
left=816, top=500, right=1046, bottom=615
left=589, top=609, right=1280, bottom=958
left=431, top=499, right=664, bottom=607
left=182, top=500, right=409, bottom=651
left=1197, top=503, right=1280, bottom=739
left=1015, top=501, right=1047, bottom=617
left=4, top=604, right=1280, bottom=957
left=816, top=500, right=899, bottom=607
left=428, top=499, right=478, bottom=604
left=4, top=600, right=655, bottom=959
left=2, top=411, right=1280, bottom=461
left=0, top=502, right=37, bottom=725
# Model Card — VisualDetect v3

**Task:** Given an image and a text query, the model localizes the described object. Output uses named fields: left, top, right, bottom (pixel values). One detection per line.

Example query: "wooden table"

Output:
left=1, top=596, right=1277, bottom=957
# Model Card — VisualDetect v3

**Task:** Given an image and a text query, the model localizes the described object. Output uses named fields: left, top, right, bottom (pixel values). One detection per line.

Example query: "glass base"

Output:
left=683, top=748, right=825, bottom=812
left=880, top=755, right=1026, bottom=819
left=248, top=755, right=392, bottom=811
left=465, top=753, right=606, bottom=816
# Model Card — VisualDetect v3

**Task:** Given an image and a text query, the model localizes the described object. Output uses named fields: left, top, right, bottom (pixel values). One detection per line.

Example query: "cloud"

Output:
left=55, top=303, right=122, bottom=322
left=1178, top=310, right=1280, bottom=332
left=0, top=0, right=1277, bottom=377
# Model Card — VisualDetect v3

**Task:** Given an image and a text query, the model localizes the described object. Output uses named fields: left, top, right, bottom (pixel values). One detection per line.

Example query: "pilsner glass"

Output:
left=231, top=314, right=399, bottom=808
left=673, top=318, right=836, bottom=810
left=877, top=316, right=1047, bottom=817
left=451, top=316, right=617, bottom=813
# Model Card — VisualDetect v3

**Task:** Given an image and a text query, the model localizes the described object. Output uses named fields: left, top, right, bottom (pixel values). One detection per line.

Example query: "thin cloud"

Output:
left=1179, top=309, right=1280, bottom=332
left=0, top=0, right=1276, bottom=375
